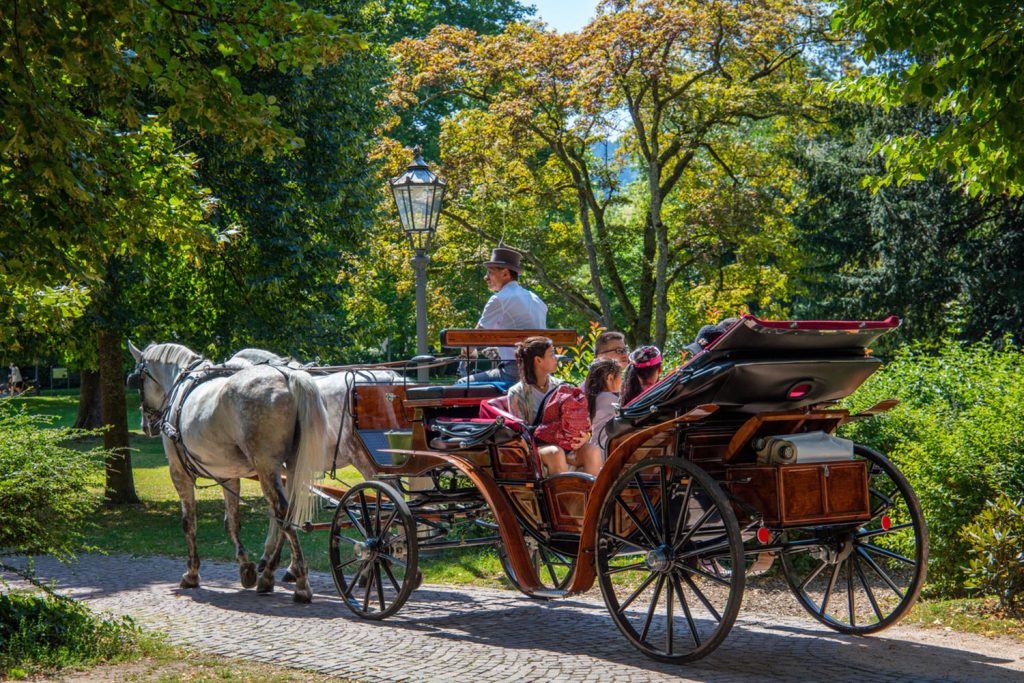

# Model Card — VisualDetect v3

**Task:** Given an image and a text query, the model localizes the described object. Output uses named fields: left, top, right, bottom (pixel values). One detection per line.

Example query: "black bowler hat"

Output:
left=481, top=247, right=523, bottom=274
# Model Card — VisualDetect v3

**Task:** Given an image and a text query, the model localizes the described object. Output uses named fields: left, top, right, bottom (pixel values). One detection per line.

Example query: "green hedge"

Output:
left=842, top=341, right=1024, bottom=595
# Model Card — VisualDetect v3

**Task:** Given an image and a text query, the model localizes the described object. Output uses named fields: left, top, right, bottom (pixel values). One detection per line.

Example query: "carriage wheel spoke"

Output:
left=344, top=561, right=370, bottom=599
left=854, top=556, right=885, bottom=622
left=678, top=537, right=730, bottom=561
left=679, top=563, right=731, bottom=586
left=846, top=559, right=856, bottom=627
left=541, top=549, right=561, bottom=586
left=362, top=561, right=375, bottom=611
left=374, top=498, right=382, bottom=536
left=378, top=507, right=399, bottom=537
left=799, top=559, right=829, bottom=592
left=671, top=478, right=694, bottom=547
left=375, top=563, right=386, bottom=611
left=639, top=575, right=665, bottom=642
left=856, top=547, right=905, bottom=599
left=660, top=467, right=671, bottom=546
left=382, top=560, right=402, bottom=594
left=868, top=488, right=895, bottom=518
left=615, top=495, right=659, bottom=548
left=820, top=560, right=842, bottom=615
left=673, top=575, right=700, bottom=647
left=681, top=572, right=722, bottom=623
left=344, top=507, right=367, bottom=539
left=634, top=473, right=661, bottom=541
left=604, top=531, right=650, bottom=553
left=618, top=571, right=658, bottom=612
left=604, top=561, right=647, bottom=576
left=862, top=542, right=915, bottom=565
left=358, top=492, right=372, bottom=536
left=334, top=557, right=359, bottom=572
left=333, top=533, right=360, bottom=546
left=665, top=571, right=674, bottom=654
left=376, top=552, right=407, bottom=569
left=674, top=506, right=718, bottom=552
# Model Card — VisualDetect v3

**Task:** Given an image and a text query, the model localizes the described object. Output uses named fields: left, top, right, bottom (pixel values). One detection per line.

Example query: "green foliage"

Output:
left=556, top=321, right=605, bottom=385
left=790, top=103, right=1024, bottom=346
left=0, top=592, right=144, bottom=677
left=842, top=342, right=1024, bottom=594
left=961, top=494, right=1024, bottom=614
left=832, top=1, right=1024, bottom=198
left=0, top=404, right=104, bottom=561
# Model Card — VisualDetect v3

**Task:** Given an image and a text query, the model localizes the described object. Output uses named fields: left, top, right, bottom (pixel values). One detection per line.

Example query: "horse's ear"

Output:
left=128, top=340, right=144, bottom=362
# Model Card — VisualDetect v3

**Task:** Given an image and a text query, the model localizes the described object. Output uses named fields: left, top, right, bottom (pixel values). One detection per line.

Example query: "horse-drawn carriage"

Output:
left=130, top=315, right=927, bottom=664
left=310, top=316, right=927, bottom=663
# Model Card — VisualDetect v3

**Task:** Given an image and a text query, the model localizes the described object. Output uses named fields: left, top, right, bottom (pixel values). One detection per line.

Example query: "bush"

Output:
left=841, top=341, right=1024, bottom=595
left=0, top=402, right=105, bottom=561
left=961, top=494, right=1024, bottom=614
left=0, top=591, right=145, bottom=677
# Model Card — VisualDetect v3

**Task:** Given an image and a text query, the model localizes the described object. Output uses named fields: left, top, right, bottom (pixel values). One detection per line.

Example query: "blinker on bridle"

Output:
left=128, top=359, right=165, bottom=429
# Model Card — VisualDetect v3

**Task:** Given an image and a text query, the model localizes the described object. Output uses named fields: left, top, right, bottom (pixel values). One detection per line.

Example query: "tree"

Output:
left=1, top=0, right=361, bottom=502
left=387, top=0, right=821, bottom=346
left=832, top=0, right=1024, bottom=198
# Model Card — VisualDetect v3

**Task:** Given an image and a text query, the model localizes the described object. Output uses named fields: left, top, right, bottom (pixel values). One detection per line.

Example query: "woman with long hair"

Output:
left=620, top=345, right=662, bottom=406
left=506, top=336, right=592, bottom=475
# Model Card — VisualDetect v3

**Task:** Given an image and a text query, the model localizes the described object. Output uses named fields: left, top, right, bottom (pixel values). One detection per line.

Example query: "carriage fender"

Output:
left=567, top=404, right=718, bottom=595
left=381, top=449, right=545, bottom=594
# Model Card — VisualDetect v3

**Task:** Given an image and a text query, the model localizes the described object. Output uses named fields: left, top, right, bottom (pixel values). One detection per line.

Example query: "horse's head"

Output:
left=128, top=341, right=169, bottom=437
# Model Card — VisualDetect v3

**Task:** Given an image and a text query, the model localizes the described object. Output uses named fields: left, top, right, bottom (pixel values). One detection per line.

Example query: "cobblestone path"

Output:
left=8, top=555, right=1023, bottom=682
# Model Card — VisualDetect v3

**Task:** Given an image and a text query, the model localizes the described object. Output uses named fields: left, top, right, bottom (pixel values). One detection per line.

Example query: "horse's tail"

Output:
left=285, top=370, right=328, bottom=528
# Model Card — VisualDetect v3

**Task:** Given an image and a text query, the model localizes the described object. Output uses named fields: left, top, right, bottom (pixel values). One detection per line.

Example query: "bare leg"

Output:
left=223, top=478, right=257, bottom=588
left=167, top=448, right=200, bottom=589
left=538, top=444, right=569, bottom=475
left=569, top=444, right=602, bottom=476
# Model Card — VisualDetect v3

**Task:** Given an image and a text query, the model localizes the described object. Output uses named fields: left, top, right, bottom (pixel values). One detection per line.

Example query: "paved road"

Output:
left=8, top=555, right=1023, bottom=682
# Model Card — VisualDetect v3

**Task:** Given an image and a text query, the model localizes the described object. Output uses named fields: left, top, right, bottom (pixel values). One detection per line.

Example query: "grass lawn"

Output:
left=8, top=390, right=511, bottom=588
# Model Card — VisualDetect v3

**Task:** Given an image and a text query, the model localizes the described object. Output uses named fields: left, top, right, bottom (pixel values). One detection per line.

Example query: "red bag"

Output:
left=533, top=385, right=591, bottom=451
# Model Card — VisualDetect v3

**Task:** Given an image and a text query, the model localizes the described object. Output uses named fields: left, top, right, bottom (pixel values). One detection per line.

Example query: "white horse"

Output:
left=128, top=341, right=327, bottom=602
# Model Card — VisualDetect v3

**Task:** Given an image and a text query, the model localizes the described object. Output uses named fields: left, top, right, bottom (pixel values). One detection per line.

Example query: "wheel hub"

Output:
left=645, top=545, right=673, bottom=573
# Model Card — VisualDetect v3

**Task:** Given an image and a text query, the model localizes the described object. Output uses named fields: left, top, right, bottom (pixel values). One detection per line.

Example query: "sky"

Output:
left=529, top=0, right=599, bottom=33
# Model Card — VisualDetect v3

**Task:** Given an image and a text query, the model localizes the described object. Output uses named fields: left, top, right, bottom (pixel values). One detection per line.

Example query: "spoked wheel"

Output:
left=780, top=444, right=928, bottom=634
left=329, top=481, right=419, bottom=620
left=596, top=457, right=744, bottom=663
left=498, top=535, right=576, bottom=597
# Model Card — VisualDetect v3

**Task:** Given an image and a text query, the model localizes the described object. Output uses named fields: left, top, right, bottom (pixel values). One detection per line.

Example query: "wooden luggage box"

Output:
left=726, top=460, right=871, bottom=526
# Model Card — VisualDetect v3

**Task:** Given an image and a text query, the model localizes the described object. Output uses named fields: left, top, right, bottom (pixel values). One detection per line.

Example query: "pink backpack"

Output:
left=533, top=385, right=591, bottom=451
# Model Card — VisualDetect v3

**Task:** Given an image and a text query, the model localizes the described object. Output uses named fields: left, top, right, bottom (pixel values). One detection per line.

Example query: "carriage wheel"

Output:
left=596, top=457, right=744, bottom=663
left=498, top=535, right=575, bottom=597
left=780, top=444, right=928, bottom=634
left=329, top=480, right=419, bottom=620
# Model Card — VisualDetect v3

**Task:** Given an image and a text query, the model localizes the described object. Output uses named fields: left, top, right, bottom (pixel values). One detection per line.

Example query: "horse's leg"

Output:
left=255, top=483, right=288, bottom=594
left=256, top=520, right=297, bottom=583
left=168, top=454, right=201, bottom=589
left=223, top=478, right=257, bottom=588
left=255, top=470, right=313, bottom=603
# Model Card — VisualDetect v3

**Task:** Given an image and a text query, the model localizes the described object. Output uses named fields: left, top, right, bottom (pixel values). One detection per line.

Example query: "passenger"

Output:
left=620, top=345, right=662, bottom=406
left=506, top=337, right=588, bottom=475
left=593, top=330, right=629, bottom=368
left=583, top=357, right=623, bottom=460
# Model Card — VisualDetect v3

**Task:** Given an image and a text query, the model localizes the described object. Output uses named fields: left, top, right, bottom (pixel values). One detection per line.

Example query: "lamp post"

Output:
left=389, top=145, right=446, bottom=382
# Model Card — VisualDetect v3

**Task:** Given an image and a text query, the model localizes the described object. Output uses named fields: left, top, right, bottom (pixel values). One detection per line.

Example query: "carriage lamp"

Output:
left=390, top=145, right=447, bottom=382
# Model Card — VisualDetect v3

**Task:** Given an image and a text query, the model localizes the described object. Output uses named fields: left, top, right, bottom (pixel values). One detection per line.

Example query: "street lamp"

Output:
left=389, top=145, right=446, bottom=382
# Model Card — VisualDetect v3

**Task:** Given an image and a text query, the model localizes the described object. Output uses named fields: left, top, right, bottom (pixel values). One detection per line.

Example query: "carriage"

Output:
left=307, top=315, right=928, bottom=663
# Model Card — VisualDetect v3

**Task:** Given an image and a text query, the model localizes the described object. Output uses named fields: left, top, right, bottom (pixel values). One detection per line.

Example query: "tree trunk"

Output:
left=73, top=369, right=102, bottom=429
left=99, top=328, right=139, bottom=505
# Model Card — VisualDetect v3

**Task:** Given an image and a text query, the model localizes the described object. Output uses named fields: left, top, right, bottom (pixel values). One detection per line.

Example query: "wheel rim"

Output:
left=329, top=481, right=418, bottom=620
left=780, top=445, right=928, bottom=633
left=596, top=457, right=744, bottom=663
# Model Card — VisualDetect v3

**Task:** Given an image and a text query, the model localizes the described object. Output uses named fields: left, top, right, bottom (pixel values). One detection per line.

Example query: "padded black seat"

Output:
left=405, top=384, right=504, bottom=401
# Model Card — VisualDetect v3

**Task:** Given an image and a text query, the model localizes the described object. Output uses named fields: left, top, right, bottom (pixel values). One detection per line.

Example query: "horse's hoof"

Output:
left=292, top=589, right=313, bottom=604
left=282, top=569, right=296, bottom=583
left=180, top=574, right=200, bottom=589
left=256, top=574, right=275, bottom=593
left=240, top=563, right=258, bottom=589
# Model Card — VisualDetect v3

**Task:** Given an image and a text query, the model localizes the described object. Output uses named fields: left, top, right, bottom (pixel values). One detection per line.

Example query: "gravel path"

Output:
left=6, top=554, right=1023, bottom=683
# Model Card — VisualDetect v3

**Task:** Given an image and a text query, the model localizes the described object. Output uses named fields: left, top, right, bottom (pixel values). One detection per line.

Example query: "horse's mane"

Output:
left=147, top=342, right=203, bottom=369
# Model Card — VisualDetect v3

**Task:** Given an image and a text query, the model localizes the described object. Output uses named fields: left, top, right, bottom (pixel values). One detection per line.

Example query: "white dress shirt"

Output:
left=478, top=281, right=548, bottom=361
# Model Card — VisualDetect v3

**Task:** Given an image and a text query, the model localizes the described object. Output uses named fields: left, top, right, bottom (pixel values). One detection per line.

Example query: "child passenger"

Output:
left=506, top=337, right=590, bottom=475
left=583, top=357, right=622, bottom=459
left=619, top=345, right=663, bottom=406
